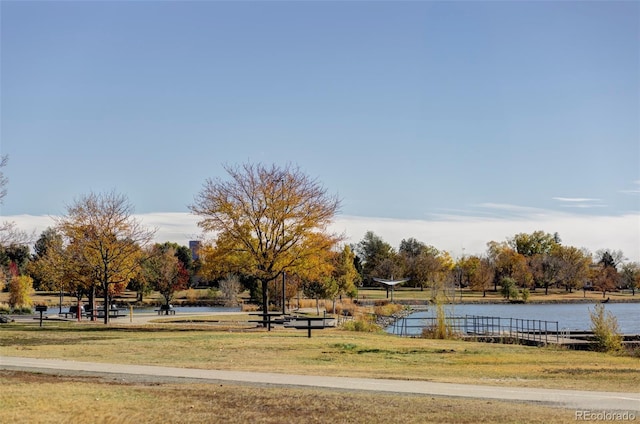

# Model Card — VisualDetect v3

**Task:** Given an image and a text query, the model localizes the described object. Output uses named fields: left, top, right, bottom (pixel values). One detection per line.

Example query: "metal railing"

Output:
left=390, top=314, right=560, bottom=345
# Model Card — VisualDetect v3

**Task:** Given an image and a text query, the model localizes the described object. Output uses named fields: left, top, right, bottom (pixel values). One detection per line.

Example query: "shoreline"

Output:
left=360, top=297, right=640, bottom=307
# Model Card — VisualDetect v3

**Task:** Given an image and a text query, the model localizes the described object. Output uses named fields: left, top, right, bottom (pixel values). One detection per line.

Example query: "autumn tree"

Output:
left=399, top=239, right=441, bottom=290
left=620, top=262, right=640, bottom=295
left=8, top=274, right=34, bottom=310
left=509, top=231, right=559, bottom=257
left=464, top=256, right=494, bottom=297
left=486, top=241, right=532, bottom=290
left=28, top=228, right=64, bottom=290
left=555, top=245, right=591, bottom=293
left=190, top=163, right=341, bottom=317
left=596, top=249, right=625, bottom=269
left=314, top=245, right=361, bottom=313
left=332, top=245, right=360, bottom=299
left=144, top=244, right=190, bottom=312
left=0, top=244, right=31, bottom=276
left=56, top=191, right=155, bottom=323
left=592, top=265, right=619, bottom=299
left=529, top=252, right=562, bottom=295
left=355, top=231, right=397, bottom=285
left=456, top=255, right=479, bottom=288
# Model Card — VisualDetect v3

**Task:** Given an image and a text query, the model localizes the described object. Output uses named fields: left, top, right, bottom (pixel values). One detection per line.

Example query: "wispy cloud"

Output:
left=552, top=197, right=606, bottom=208
left=4, top=208, right=640, bottom=262
left=620, top=180, right=640, bottom=195
left=552, top=197, right=601, bottom=203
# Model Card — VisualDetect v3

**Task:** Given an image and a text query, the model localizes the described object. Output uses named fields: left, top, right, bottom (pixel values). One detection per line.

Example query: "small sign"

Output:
left=35, top=305, right=48, bottom=312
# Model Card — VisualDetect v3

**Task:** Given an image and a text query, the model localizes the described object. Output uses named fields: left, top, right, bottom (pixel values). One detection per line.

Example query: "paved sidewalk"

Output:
left=2, top=356, right=638, bottom=412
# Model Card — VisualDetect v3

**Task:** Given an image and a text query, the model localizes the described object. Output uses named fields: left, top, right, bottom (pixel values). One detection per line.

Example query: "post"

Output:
left=282, top=271, right=286, bottom=314
left=35, top=305, right=47, bottom=327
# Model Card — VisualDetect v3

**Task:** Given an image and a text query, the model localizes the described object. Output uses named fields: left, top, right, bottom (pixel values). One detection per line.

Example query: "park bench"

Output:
left=60, top=305, right=84, bottom=319
left=155, top=304, right=176, bottom=315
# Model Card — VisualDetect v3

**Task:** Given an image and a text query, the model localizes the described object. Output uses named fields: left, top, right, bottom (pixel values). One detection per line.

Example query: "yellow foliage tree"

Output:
left=56, top=191, right=155, bottom=323
left=191, top=163, right=342, bottom=316
left=9, top=275, right=34, bottom=310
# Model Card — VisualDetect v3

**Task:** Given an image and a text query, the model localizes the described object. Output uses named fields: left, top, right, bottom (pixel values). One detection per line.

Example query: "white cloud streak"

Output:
left=4, top=209, right=640, bottom=262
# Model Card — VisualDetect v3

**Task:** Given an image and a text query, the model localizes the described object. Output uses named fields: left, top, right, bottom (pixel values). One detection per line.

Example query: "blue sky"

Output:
left=1, top=1, right=639, bottom=259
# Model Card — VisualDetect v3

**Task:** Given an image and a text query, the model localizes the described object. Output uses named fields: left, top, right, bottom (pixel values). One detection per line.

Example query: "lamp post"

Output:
left=281, top=178, right=286, bottom=314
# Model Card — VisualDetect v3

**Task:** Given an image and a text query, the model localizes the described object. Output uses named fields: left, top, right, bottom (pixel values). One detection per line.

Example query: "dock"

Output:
left=389, top=314, right=639, bottom=350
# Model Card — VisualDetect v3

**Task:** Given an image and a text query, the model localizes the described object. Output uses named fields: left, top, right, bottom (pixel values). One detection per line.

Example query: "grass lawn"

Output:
left=1, top=322, right=638, bottom=392
left=3, top=288, right=638, bottom=423
left=1, top=370, right=577, bottom=424
left=2, top=320, right=638, bottom=423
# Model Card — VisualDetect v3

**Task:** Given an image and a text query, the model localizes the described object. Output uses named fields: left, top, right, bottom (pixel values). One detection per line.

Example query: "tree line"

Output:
left=1, top=160, right=638, bottom=323
left=355, top=229, right=639, bottom=301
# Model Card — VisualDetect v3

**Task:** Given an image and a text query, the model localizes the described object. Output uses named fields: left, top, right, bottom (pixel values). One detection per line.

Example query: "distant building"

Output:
left=189, top=240, right=201, bottom=261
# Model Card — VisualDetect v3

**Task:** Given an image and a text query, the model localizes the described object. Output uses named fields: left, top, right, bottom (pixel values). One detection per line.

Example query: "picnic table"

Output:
left=285, top=316, right=334, bottom=338
left=248, top=312, right=285, bottom=331
left=84, top=306, right=127, bottom=319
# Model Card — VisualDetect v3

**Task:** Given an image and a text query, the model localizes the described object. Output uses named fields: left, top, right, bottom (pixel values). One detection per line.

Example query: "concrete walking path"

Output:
left=1, top=356, right=639, bottom=412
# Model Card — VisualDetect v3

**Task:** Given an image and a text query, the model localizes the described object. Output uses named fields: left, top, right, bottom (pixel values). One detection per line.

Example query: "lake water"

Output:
left=392, top=302, right=640, bottom=334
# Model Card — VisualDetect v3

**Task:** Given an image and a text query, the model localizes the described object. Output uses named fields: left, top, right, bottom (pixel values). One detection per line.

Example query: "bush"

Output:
left=374, top=303, right=403, bottom=317
left=341, top=313, right=382, bottom=333
left=11, top=306, right=33, bottom=314
left=520, top=288, right=530, bottom=303
left=0, top=303, right=10, bottom=314
left=422, top=302, right=456, bottom=339
left=500, top=278, right=519, bottom=301
left=589, top=304, right=622, bottom=352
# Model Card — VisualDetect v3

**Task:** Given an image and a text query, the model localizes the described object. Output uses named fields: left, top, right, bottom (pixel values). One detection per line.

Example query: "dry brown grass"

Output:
left=1, top=370, right=575, bottom=424
left=2, top=321, right=638, bottom=392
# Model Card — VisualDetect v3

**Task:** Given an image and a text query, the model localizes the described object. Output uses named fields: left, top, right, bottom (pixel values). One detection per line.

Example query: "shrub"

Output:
left=0, top=303, right=10, bottom=314
left=374, top=303, right=403, bottom=317
left=520, top=288, right=530, bottom=303
left=500, top=277, right=519, bottom=301
left=11, top=306, right=33, bottom=314
left=341, top=313, right=382, bottom=333
left=207, top=287, right=220, bottom=300
left=589, top=304, right=622, bottom=353
left=422, top=302, right=456, bottom=339
left=218, top=274, right=240, bottom=306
